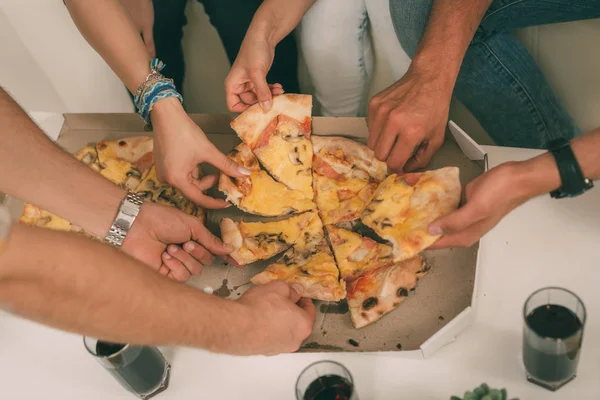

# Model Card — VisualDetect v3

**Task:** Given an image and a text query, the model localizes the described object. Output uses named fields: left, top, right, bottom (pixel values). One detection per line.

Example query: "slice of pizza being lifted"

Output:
left=230, top=94, right=314, bottom=199
left=347, top=255, right=429, bottom=328
left=326, top=224, right=394, bottom=281
left=220, top=211, right=316, bottom=265
left=251, top=213, right=346, bottom=301
left=311, top=136, right=387, bottom=225
left=361, top=167, right=461, bottom=262
left=218, top=143, right=315, bottom=216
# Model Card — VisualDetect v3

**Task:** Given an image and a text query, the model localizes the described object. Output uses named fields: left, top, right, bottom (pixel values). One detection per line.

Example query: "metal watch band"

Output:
left=548, top=138, right=593, bottom=199
left=104, top=192, right=144, bottom=247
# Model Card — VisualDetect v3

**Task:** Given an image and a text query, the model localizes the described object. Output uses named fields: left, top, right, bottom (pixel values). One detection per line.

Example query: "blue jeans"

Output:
left=389, top=0, right=600, bottom=148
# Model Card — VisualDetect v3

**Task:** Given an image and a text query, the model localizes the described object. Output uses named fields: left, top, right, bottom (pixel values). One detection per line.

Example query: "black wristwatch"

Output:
left=547, top=138, right=593, bottom=199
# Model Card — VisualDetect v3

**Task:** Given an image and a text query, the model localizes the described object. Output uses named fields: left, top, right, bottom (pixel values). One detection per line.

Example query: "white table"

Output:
left=1, top=122, right=599, bottom=399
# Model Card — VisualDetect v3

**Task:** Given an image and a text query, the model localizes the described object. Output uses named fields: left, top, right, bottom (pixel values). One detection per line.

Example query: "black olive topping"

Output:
left=362, top=297, right=378, bottom=310
left=397, top=288, right=408, bottom=297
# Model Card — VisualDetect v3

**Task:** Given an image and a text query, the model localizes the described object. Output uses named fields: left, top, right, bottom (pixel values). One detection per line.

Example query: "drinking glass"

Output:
left=523, top=287, right=586, bottom=391
left=84, top=337, right=170, bottom=399
left=296, top=360, right=358, bottom=400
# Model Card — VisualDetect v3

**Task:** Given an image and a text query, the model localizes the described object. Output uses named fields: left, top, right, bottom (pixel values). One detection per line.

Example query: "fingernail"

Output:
left=238, top=166, right=251, bottom=175
left=428, top=225, right=443, bottom=235
left=224, top=203, right=233, bottom=208
left=184, top=242, right=195, bottom=252
left=291, top=284, right=304, bottom=296
left=169, top=245, right=179, bottom=253
left=260, top=100, right=272, bottom=111
left=163, top=252, right=172, bottom=260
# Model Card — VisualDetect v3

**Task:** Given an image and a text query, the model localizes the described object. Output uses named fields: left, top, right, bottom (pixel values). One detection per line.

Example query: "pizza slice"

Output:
left=361, top=167, right=461, bottom=262
left=74, top=144, right=102, bottom=172
left=347, top=255, right=429, bottom=328
left=230, top=94, right=314, bottom=199
left=134, top=165, right=197, bottom=216
left=326, top=224, right=394, bottom=281
left=311, top=136, right=387, bottom=225
left=218, top=143, right=315, bottom=216
left=220, top=211, right=316, bottom=265
left=95, top=137, right=154, bottom=189
left=20, top=204, right=71, bottom=231
left=251, top=213, right=346, bottom=301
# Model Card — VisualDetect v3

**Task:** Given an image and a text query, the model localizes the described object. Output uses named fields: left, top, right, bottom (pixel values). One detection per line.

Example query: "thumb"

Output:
left=288, top=284, right=304, bottom=303
left=249, top=69, right=272, bottom=111
left=207, top=145, right=251, bottom=177
left=428, top=203, right=483, bottom=236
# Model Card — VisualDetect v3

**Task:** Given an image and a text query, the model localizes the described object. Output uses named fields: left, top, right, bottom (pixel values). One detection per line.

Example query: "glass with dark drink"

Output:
left=296, top=360, right=358, bottom=400
left=522, top=287, right=586, bottom=391
left=84, top=337, right=171, bottom=399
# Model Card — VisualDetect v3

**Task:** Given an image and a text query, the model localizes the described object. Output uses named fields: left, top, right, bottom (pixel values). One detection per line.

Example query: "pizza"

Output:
left=361, top=167, right=461, bottom=262
left=311, top=136, right=387, bottom=225
left=218, top=143, right=315, bottom=216
left=95, top=137, right=154, bottom=189
left=326, top=224, right=394, bottom=281
left=230, top=94, right=314, bottom=199
left=347, top=255, right=429, bottom=328
left=20, top=137, right=205, bottom=233
left=220, top=212, right=316, bottom=265
left=251, top=213, right=346, bottom=301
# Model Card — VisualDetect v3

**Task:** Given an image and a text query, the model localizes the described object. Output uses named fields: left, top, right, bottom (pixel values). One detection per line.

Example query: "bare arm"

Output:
left=0, top=223, right=314, bottom=354
left=0, top=88, right=122, bottom=238
left=247, top=0, right=316, bottom=48
left=430, top=128, right=600, bottom=248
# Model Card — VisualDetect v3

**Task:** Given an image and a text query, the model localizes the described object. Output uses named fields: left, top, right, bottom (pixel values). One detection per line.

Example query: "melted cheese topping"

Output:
left=20, top=205, right=71, bottom=231
left=314, top=174, right=375, bottom=225
left=100, top=158, right=136, bottom=186
left=239, top=212, right=313, bottom=243
left=255, top=135, right=314, bottom=199
left=240, top=171, right=315, bottom=216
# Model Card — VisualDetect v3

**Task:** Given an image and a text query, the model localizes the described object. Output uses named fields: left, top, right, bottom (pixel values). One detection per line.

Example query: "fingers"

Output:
left=162, top=252, right=191, bottom=282
left=205, top=142, right=251, bottom=178
left=221, top=254, right=243, bottom=268
left=297, top=298, right=316, bottom=321
left=238, top=84, right=284, bottom=106
left=177, top=182, right=230, bottom=209
left=288, top=283, right=304, bottom=303
left=429, top=218, right=495, bottom=249
left=188, top=216, right=234, bottom=255
left=248, top=69, right=272, bottom=111
left=158, top=264, right=170, bottom=276
left=428, top=200, right=485, bottom=238
left=167, top=244, right=204, bottom=275
left=367, top=96, right=387, bottom=149
left=385, top=133, right=418, bottom=172
left=182, top=241, right=215, bottom=265
left=404, top=135, right=445, bottom=172
left=192, top=174, right=219, bottom=192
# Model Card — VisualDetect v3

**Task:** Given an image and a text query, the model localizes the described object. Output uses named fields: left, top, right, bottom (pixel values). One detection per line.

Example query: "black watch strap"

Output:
left=548, top=138, right=593, bottom=199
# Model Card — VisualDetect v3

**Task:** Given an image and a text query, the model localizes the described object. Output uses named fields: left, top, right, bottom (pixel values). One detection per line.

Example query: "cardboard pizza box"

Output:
left=2, top=113, right=487, bottom=359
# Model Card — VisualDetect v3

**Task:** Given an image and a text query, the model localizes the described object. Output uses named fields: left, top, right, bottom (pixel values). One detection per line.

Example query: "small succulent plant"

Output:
left=450, top=383, right=519, bottom=400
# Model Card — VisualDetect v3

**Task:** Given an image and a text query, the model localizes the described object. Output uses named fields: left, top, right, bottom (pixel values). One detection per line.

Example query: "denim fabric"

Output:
left=151, top=0, right=301, bottom=97
left=389, top=0, right=600, bottom=149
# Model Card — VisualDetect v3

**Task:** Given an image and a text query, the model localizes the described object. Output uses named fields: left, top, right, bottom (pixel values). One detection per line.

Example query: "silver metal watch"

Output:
left=104, top=192, right=144, bottom=247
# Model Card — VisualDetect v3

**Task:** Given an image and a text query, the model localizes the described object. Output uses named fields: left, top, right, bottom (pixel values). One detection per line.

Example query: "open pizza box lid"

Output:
left=2, top=114, right=487, bottom=359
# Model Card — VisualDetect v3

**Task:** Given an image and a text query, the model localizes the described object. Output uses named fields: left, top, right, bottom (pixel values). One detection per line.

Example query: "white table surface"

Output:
left=1, top=117, right=599, bottom=399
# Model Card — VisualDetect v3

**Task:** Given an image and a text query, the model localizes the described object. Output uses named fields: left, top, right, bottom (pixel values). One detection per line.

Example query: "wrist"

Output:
left=511, top=153, right=562, bottom=200
left=149, top=96, right=187, bottom=126
left=84, top=185, right=127, bottom=238
left=407, top=55, right=456, bottom=99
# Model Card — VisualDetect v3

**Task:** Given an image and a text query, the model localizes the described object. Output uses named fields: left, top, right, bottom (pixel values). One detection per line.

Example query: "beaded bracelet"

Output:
left=133, top=58, right=183, bottom=130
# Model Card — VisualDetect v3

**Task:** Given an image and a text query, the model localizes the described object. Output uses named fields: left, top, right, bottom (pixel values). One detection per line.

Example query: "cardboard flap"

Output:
left=448, top=120, right=487, bottom=161
left=420, top=306, right=474, bottom=358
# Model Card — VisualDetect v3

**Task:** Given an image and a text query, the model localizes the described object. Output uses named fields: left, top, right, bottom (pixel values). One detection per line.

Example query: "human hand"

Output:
left=225, top=37, right=284, bottom=113
left=119, top=0, right=155, bottom=57
left=231, top=281, right=316, bottom=355
left=428, top=162, right=532, bottom=249
left=367, top=67, right=452, bottom=172
left=123, top=202, right=235, bottom=282
left=150, top=98, right=251, bottom=209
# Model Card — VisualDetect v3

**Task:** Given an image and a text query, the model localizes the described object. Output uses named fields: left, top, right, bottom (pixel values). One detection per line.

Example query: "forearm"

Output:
left=64, top=0, right=151, bottom=93
left=0, top=224, right=238, bottom=350
left=0, top=88, right=123, bottom=237
left=516, top=128, right=600, bottom=199
left=246, top=0, right=316, bottom=47
left=410, top=0, right=492, bottom=95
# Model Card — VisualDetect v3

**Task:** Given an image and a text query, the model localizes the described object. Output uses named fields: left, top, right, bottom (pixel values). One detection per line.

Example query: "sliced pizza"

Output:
left=230, top=94, right=314, bottom=199
left=251, top=213, right=346, bottom=301
left=74, top=144, right=102, bottom=172
left=96, top=137, right=154, bottom=189
left=361, top=167, right=461, bottom=262
left=220, top=211, right=316, bottom=265
left=134, top=165, right=197, bottom=216
left=326, top=224, right=394, bottom=281
left=311, top=136, right=387, bottom=225
left=347, top=255, right=429, bottom=328
left=218, top=143, right=315, bottom=216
